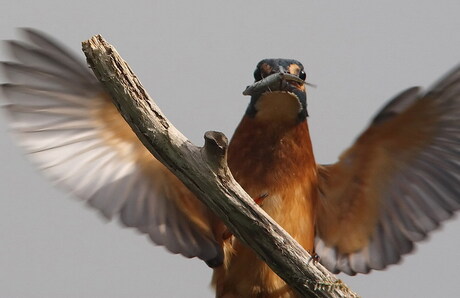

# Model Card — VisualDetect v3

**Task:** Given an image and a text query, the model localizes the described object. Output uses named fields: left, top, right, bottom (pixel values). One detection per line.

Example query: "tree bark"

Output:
left=81, top=35, right=358, bottom=298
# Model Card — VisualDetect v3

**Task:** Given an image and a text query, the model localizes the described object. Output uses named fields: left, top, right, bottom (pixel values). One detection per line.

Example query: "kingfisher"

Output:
left=2, top=29, right=460, bottom=297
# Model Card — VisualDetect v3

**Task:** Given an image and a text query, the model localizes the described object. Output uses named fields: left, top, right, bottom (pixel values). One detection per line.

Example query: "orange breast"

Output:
left=213, top=116, right=318, bottom=297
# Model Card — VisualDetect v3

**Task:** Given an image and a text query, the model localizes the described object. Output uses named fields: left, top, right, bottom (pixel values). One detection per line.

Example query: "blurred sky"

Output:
left=1, top=1, right=460, bottom=297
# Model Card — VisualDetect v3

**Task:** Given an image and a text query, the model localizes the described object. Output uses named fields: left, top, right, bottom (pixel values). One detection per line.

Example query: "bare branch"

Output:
left=81, top=35, right=358, bottom=298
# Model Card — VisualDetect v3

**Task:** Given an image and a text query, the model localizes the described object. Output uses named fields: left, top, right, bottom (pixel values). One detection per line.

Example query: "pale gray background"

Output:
left=1, top=1, right=460, bottom=297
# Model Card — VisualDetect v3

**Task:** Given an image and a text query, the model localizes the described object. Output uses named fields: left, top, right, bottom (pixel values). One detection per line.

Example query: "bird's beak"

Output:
left=242, top=73, right=306, bottom=96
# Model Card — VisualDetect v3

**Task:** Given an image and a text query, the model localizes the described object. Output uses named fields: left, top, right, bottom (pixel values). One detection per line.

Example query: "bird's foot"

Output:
left=307, top=252, right=320, bottom=265
left=254, top=193, right=269, bottom=206
left=222, top=193, right=269, bottom=240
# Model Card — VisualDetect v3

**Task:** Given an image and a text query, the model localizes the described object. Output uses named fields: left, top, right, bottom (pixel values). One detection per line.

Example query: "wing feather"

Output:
left=1, top=29, right=222, bottom=266
left=317, top=65, right=460, bottom=274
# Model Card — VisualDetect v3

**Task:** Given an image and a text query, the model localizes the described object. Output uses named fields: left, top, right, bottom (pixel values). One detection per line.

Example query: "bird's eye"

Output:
left=254, top=69, right=263, bottom=81
left=299, top=70, right=306, bottom=81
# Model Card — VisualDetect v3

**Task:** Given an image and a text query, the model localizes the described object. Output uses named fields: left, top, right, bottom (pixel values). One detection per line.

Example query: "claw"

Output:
left=307, top=252, right=320, bottom=265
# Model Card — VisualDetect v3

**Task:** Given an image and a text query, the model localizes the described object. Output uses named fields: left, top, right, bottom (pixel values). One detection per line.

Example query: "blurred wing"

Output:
left=316, top=66, right=460, bottom=275
left=1, top=29, right=223, bottom=266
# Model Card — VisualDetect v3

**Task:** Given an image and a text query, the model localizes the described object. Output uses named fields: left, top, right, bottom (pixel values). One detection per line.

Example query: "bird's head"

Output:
left=243, top=59, right=309, bottom=123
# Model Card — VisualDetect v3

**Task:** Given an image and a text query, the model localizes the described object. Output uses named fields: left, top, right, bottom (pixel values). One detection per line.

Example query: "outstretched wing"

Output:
left=1, top=29, right=223, bottom=266
left=316, top=65, right=460, bottom=275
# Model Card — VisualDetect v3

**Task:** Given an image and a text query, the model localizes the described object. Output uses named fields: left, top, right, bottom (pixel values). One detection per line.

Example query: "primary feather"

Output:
left=316, top=65, right=460, bottom=275
left=1, top=28, right=223, bottom=265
